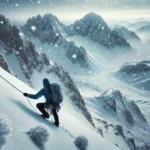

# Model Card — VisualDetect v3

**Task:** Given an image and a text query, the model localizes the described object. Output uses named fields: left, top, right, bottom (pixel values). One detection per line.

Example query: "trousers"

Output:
left=36, top=103, right=59, bottom=123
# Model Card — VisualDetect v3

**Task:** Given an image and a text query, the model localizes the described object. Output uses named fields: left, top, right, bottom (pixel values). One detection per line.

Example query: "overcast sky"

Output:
left=0, top=0, right=150, bottom=24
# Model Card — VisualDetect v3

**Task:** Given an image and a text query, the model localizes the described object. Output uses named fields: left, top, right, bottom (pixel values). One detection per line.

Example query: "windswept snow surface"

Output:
left=0, top=67, right=120, bottom=150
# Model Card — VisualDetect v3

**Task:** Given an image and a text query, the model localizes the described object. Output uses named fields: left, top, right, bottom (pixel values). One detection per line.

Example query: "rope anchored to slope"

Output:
left=0, top=74, right=36, bottom=111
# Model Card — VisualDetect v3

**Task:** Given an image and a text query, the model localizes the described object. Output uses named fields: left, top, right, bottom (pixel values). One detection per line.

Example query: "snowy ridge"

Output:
left=114, top=61, right=150, bottom=91
left=71, top=12, right=131, bottom=50
left=22, top=13, right=96, bottom=71
left=82, top=89, right=150, bottom=150
left=0, top=67, right=120, bottom=150
left=113, top=25, right=141, bottom=42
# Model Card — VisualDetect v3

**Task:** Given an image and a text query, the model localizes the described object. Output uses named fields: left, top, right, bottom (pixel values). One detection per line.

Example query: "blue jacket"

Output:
left=27, top=87, right=53, bottom=103
left=27, top=78, right=58, bottom=108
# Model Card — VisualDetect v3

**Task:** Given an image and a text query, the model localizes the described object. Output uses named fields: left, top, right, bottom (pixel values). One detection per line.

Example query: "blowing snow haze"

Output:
left=0, top=0, right=150, bottom=24
left=1, top=0, right=150, bottom=150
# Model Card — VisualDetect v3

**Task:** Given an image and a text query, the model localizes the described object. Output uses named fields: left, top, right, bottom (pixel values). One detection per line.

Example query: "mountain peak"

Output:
left=83, top=12, right=104, bottom=22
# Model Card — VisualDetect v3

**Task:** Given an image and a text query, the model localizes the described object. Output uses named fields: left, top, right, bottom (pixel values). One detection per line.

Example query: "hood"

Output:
left=43, top=78, right=50, bottom=87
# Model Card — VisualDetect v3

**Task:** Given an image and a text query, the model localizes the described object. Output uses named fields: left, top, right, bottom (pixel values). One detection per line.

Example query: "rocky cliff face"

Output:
left=0, top=14, right=49, bottom=79
left=94, top=90, right=150, bottom=150
left=71, top=13, right=131, bottom=49
left=95, top=90, right=146, bottom=126
left=114, top=61, right=150, bottom=91
left=113, top=25, right=141, bottom=42
left=0, top=53, right=11, bottom=73
left=22, top=13, right=91, bottom=69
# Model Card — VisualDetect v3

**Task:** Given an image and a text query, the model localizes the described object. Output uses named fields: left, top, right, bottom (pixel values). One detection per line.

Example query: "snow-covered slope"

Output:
left=114, top=61, right=150, bottom=91
left=74, top=67, right=150, bottom=150
left=0, top=14, right=96, bottom=127
left=0, top=67, right=120, bottom=150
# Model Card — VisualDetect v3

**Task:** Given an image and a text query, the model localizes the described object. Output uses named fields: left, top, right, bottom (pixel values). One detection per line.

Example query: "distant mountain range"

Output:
left=114, top=61, right=150, bottom=91
left=113, top=25, right=141, bottom=42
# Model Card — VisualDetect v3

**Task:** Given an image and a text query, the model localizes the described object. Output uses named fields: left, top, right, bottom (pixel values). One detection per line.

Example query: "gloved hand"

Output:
left=23, top=93, right=28, bottom=97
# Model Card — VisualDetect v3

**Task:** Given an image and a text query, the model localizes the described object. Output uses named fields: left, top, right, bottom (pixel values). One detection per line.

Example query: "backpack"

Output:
left=48, top=83, right=63, bottom=104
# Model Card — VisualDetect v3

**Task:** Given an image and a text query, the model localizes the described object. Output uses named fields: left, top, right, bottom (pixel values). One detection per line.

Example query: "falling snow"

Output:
left=55, top=33, right=59, bottom=37
left=16, top=4, right=19, bottom=7
left=31, top=26, right=36, bottom=31
left=72, top=54, right=77, bottom=59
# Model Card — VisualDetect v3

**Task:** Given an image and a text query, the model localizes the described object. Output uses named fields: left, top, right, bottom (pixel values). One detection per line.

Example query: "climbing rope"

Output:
left=0, top=75, right=36, bottom=111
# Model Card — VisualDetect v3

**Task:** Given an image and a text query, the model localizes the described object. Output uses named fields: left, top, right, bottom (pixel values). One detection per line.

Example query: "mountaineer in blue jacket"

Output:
left=23, top=78, right=60, bottom=127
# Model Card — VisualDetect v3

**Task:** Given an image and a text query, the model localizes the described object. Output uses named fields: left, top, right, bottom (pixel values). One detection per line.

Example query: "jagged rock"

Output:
left=51, top=63, right=95, bottom=127
left=97, top=127, right=104, bottom=137
left=23, top=13, right=91, bottom=69
left=123, top=109, right=134, bottom=125
left=115, top=125, right=125, bottom=138
left=113, top=25, right=141, bottom=42
left=0, top=15, right=51, bottom=80
left=71, top=12, right=131, bottom=50
left=95, top=90, right=146, bottom=126
left=126, top=137, right=136, bottom=150
left=0, top=53, right=11, bottom=73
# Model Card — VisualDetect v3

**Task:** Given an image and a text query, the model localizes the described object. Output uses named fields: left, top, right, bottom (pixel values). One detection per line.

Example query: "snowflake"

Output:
left=39, top=47, right=42, bottom=50
left=56, top=33, right=59, bottom=36
left=19, top=32, right=24, bottom=37
left=72, top=54, right=77, bottom=59
left=0, top=21, right=4, bottom=24
left=31, top=26, right=36, bottom=31
left=16, top=51, right=19, bottom=55
left=38, top=1, right=41, bottom=4
left=76, top=26, right=80, bottom=30
left=102, top=27, right=105, bottom=30
left=89, top=71, right=92, bottom=74
left=142, top=87, right=144, bottom=90
left=16, top=3, right=19, bottom=7
left=133, top=74, right=136, bottom=77
left=55, top=44, right=58, bottom=47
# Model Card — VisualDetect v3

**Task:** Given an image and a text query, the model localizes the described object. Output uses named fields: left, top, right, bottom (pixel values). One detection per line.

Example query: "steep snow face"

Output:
left=114, top=61, right=150, bottom=91
left=0, top=67, right=120, bottom=150
left=113, top=25, right=141, bottom=42
left=71, top=13, right=131, bottom=50
left=23, top=13, right=96, bottom=71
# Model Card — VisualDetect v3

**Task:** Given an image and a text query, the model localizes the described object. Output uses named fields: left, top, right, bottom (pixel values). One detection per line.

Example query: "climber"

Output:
left=23, top=78, right=63, bottom=127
